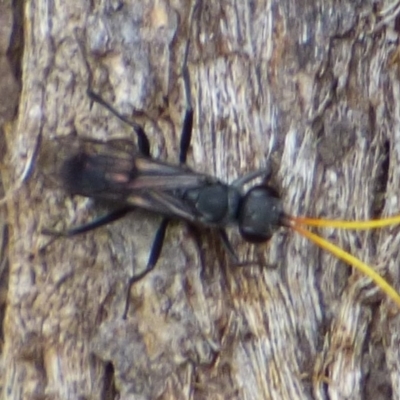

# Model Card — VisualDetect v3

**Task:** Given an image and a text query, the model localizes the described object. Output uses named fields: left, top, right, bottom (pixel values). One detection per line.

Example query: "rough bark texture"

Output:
left=2, top=0, right=400, bottom=399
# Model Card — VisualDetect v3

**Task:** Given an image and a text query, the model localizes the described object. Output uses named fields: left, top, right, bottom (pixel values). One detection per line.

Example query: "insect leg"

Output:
left=178, top=37, right=194, bottom=164
left=75, top=34, right=151, bottom=156
left=231, top=167, right=272, bottom=190
left=122, top=218, right=169, bottom=319
left=87, top=90, right=150, bottom=157
left=42, top=207, right=134, bottom=237
left=218, top=229, right=274, bottom=268
left=123, top=5, right=198, bottom=316
left=218, top=229, right=240, bottom=263
left=123, top=23, right=196, bottom=316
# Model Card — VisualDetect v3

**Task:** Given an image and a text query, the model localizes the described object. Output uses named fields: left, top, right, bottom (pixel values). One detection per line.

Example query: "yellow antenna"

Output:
left=285, top=216, right=400, bottom=308
left=291, top=214, right=400, bottom=229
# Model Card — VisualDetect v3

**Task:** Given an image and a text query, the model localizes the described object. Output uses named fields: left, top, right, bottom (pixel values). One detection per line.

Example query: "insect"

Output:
left=40, top=32, right=400, bottom=319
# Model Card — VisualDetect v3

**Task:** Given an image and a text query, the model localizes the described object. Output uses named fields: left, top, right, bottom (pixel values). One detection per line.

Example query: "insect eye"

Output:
left=238, top=186, right=283, bottom=243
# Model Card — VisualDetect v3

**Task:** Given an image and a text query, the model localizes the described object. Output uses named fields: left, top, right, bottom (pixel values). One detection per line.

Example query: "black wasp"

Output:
left=40, top=33, right=400, bottom=316
left=40, top=36, right=288, bottom=318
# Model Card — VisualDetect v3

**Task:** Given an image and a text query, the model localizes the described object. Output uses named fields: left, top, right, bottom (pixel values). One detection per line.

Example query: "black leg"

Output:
left=122, top=218, right=169, bottom=319
left=75, top=33, right=151, bottom=156
left=218, top=229, right=240, bottom=263
left=75, top=18, right=196, bottom=319
left=231, top=168, right=272, bottom=190
left=123, top=25, right=197, bottom=317
left=179, top=38, right=194, bottom=164
left=87, top=90, right=150, bottom=157
left=42, top=207, right=134, bottom=237
left=218, top=229, right=272, bottom=268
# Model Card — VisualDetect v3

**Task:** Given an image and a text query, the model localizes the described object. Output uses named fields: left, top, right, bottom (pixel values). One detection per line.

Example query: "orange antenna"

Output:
left=281, top=214, right=400, bottom=309
left=291, top=214, right=400, bottom=229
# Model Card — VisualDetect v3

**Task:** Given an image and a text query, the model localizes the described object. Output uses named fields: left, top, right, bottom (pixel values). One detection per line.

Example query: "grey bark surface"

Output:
left=2, top=0, right=400, bottom=399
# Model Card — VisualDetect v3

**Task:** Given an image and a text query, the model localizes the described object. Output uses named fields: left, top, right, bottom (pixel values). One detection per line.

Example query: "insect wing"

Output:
left=126, top=191, right=199, bottom=222
left=39, top=136, right=219, bottom=209
left=38, top=136, right=135, bottom=188
left=128, top=157, right=216, bottom=191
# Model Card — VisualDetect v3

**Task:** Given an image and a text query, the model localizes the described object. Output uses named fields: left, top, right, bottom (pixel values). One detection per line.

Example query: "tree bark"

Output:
left=3, top=0, right=400, bottom=399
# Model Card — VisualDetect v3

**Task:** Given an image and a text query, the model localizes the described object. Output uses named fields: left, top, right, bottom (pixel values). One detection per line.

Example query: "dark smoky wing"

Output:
left=60, top=151, right=135, bottom=199
left=70, top=153, right=218, bottom=194
left=61, top=150, right=216, bottom=199
left=125, top=190, right=201, bottom=222
left=128, top=157, right=217, bottom=191
left=127, top=173, right=211, bottom=189
left=38, top=136, right=136, bottom=178
left=38, top=135, right=138, bottom=200
left=39, top=135, right=218, bottom=202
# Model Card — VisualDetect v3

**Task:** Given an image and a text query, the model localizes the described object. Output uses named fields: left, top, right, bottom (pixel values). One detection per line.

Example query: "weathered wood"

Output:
left=2, top=0, right=400, bottom=399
